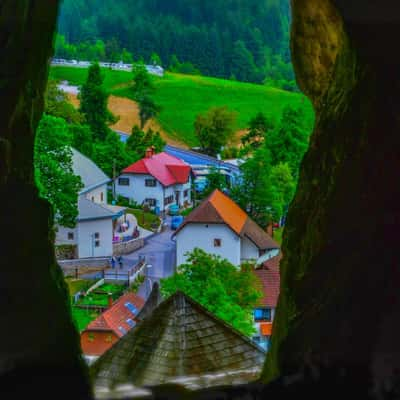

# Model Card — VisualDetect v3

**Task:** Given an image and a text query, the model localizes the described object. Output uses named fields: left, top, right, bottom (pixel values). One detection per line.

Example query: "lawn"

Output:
left=71, top=282, right=126, bottom=332
left=72, top=307, right=100, bottom=332
left=65, top=278, right=92, bottom=296
left=126, top=208, right=160, bottom=231
left=50, top=66, right=315, bottom=147
left=273, top=227, right=284, bottom=246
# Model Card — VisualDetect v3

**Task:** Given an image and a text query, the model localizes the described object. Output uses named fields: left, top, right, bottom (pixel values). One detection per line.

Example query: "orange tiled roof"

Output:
left=208, top=190, right=247, bottom=235
left=86, top=292, right=145, bottom=337
left=260, top=322, right=273, bottom=336
left=174, top=189, right=279, bottom=251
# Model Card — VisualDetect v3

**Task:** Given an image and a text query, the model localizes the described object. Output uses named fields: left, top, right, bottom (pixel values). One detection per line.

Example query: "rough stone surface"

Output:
left=0, top=2, right=91, bottom=398
left=262, top=1, right=400, bottom=396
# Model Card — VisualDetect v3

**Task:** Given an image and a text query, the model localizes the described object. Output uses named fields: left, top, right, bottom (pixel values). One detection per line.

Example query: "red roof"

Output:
left=122, top=152, right=192, bottom=186
left=253, top=253, right=282, bottom=308
left=86, top=292, right=145, bottom=337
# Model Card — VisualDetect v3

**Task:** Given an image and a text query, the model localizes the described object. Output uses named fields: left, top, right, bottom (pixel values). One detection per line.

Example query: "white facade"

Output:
left=77, top=218, right=114, bottom=258
left=83, top=184, right=108, bottom=204
left=175, top=223, right=241, bottom=266
left=115, top=174, right=191, bottom=212
left=56, top=215, right=114, bottom=258
left=56, top=225, right=78, bottom=246
left=240, top=237, right=260, bottom=262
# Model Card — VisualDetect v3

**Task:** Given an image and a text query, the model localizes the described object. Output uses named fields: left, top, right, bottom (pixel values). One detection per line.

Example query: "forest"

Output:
left=56, top=0, right=295, bottom=88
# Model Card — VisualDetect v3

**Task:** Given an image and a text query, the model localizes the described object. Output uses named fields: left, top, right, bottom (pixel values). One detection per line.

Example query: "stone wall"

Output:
left=113, top=238, right=144, bottom=256
left=55, top=244, right=77, bottom=260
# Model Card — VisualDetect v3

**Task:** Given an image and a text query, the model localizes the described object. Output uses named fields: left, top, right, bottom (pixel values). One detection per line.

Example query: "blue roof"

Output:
left=164, top=145, right=240, bottom=173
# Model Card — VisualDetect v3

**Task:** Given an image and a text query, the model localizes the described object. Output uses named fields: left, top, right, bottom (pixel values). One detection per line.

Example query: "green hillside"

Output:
left=50, top=66, right=314, bottom=146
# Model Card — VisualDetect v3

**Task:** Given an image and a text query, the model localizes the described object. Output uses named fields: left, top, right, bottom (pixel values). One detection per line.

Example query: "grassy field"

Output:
left=126, top=208, right=160, bottom=231
left=50, top=66, right=315, bottom=147
left=65, top=278, right=92, bottom=296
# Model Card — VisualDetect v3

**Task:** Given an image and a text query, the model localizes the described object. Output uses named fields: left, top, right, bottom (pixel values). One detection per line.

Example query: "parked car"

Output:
left=168, top=204, right=180, bottom=216
left=171, top=215, right=184, bottom=230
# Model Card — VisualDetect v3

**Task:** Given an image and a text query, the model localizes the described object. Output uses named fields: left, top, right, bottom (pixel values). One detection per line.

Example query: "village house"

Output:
left=55, top=148, right=132, bottom=259
left=115, top=147, right=193, bottom=214
left=81, top=292, right=145, bottom=361
left=90, top=289, right=266, bottom=391
left=173, top=189, right=280, bottom=266
left=251, top=253, right=282, bottom=351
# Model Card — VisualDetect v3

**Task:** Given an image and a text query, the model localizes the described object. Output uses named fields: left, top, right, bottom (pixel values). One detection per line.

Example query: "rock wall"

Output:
left=0, top=2, right=91, bottom=398
left=262, top=0, right=400, bottom=395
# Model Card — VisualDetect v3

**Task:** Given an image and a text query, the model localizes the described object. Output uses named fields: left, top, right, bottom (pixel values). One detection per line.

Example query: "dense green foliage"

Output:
left=79, top=62, right=116, bottom=141
left=57, top=0, right=295, bottom=86
left=126, top=126, right=166, bottom=159
left=194, top=107, right=237, bottom=156
left=161, top=249, right=262, bottom=336
left=231, top=105, right=307, bottom=226
left=34, top=115, right=83, bottom=227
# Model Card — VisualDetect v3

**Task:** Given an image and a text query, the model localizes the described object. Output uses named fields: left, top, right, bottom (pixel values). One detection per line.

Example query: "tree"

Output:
left=150, top=52, right=162, bottom=66
left=34, top=115, right=83, bottom=228
left=79, top=62, right=116, bottom=141
left=231, top=145, right=281, bottom=227
left=69, top=123, right=94, bottom=159
left=268, top=105, right=310, bottom=177
left=126, top=125, right=166, bottom=158
left=230, top=40, right=259, bottom=83
left=45, top=80, right=83, bottom=124
left=160, top=249, right=262, bottom=336
left=92, top=130, right=135, bottom=177
left=131, top=64, right=161, bottom=128
left=194, top=106, right=237, bottom=157
left=132, top=63, right=155, bottom=97
left=241, top=112, right=274, bottom=151
left=202, top=166, right=227, bottom=198
left=270, top=162, right=296, bottom=210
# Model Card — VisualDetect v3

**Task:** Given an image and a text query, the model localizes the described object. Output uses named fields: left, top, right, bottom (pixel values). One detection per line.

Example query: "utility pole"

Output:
left=113, top=158, right=116, bottom=203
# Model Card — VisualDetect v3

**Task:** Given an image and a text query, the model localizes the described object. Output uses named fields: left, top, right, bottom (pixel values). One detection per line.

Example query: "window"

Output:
left=126, top=318, right=136, bottom=328
left=164, top=195, right=174, bottom=205
left=94, top=232, right=100, bottom=239
left=254, top=308, right=272, bottom=322
left=214, top=238, right=222, bottom=247
left=118, top=326, right=127, bottom=335
left=100, top=192, right=104, bottom=202
left=118, top=177, right=130, bottom=186
left=68, top=232, right=74, bottom=240
left=91, top=196, right=94, bottom=202
left=95, top=240, right=100, bottom=247
left=88, top=333, right=95, bottom=342
left=184, top=189, right=189, bottom=198
left=145, top=198, right=156, bottom=207
left=145, top=178, right=157, bottom=187
left=125, top=302, right=138, bottom=315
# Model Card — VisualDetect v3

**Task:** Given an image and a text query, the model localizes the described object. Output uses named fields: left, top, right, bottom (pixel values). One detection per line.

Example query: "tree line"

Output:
left=56, top=0, right=296, bottom=89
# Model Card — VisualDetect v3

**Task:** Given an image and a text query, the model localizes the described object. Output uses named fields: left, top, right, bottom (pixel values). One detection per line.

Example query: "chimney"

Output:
left=108, top=293, right=113, bottom=308
left=145, top=146, right=156, bottom=158
left=266, top=223, right=274, bottom=237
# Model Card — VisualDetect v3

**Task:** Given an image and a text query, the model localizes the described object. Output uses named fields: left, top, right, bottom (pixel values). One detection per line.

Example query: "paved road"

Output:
left=115, top=216, right=177, bottom=299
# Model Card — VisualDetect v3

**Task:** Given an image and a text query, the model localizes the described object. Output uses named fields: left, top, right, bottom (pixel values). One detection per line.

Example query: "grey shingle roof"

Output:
left=78, top=197, right=118, bottom=221
left=71, top=148, right=111, bottom=194
left=90, top=291, right=266, bottom=389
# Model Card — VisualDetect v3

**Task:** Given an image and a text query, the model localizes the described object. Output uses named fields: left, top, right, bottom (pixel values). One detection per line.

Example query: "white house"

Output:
left=56, top=148, right=126, bottom=259
left=115, top=148, right=193, bottom=214
left=173, top=189, right=280, bottom=266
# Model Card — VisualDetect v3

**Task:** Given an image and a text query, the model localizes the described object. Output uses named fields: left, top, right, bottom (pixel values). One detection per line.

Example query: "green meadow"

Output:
left=50, top=66, right=315, bottom=147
